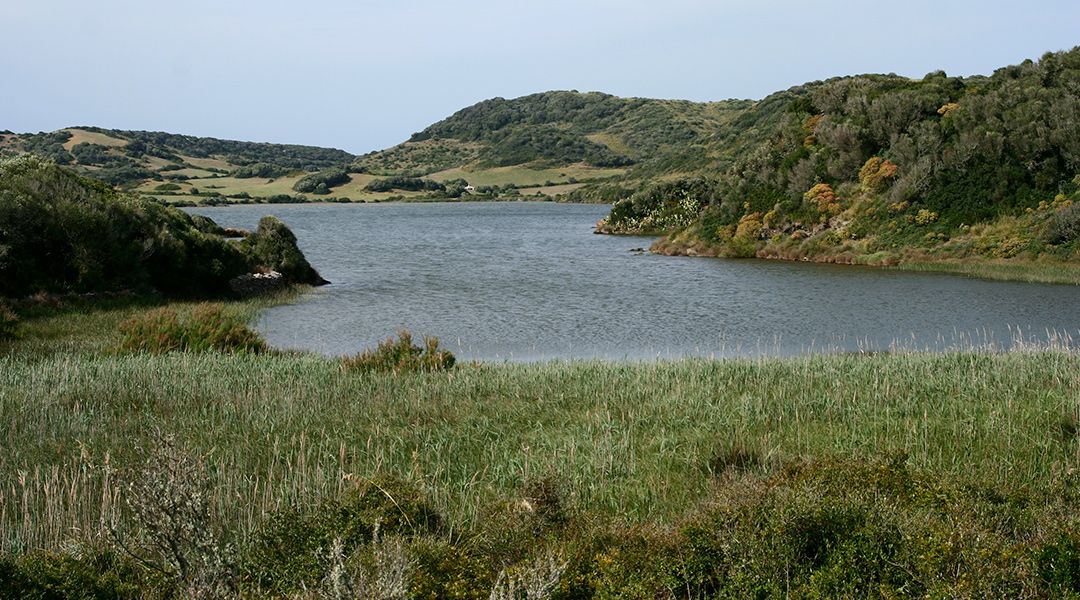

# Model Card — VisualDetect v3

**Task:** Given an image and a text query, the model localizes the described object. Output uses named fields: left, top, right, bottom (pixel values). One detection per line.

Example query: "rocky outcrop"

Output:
left=228, top=271, right=290, bottom=296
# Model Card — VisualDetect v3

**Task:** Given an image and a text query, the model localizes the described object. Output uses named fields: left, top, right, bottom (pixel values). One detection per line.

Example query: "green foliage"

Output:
left=14, top=130, right=73, bottom=164
left=364, top=176, right=445, bottom=193
left=1045, top=201, right=1080, bottom=245
left=238, top=216, right=328, bottom=285
left=478, top=125, right=633, bottom=168
left=598, top=177, right=718, bottom=234
left=0, top=155, right=251, bottom=297
left=117, top=303, right=267, bottom=354
left=605, top=46, right=1080, bottom=266
left=0, top=300, right=17, bottom=340
left=232, top=162, right=292, bottom=179
left=291, top=167, right=351, bottom=194
left=241, top=477, right=442, bottom=594
left=341, top=330, right=456, bottom=374
left=93, top=127, right=354, bottom=170
left=0, top=547, right=151, bottom=599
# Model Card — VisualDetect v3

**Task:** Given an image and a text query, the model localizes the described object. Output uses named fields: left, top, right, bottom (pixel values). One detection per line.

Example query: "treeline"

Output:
left=0, top=156, right=325, bottom=298
left=88, top=128, right=355, bottom=170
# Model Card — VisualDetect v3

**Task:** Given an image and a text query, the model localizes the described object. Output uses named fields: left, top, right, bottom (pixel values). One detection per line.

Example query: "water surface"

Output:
left=187, top=202, right=1080, bottom=360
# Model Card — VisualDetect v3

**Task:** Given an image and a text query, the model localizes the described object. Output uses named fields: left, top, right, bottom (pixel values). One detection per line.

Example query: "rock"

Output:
left=228, top=270, right=289, bottom=296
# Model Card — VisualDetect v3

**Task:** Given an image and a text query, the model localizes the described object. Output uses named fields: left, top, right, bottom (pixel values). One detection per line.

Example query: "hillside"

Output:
left=595, top=47, right=1080, bottom=275
left=351, top=91, right=758, bottom=199
left=0, top=155, right=325, bottom=298
left=0, top=127, right=365, bottom=204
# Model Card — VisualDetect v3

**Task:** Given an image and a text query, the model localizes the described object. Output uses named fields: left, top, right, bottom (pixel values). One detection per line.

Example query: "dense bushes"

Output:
left=595, top=47, right=1080, bottom=267
left=0, top=156, right=325, bottom=298
left=364, top=176, right=445, bottom=193
left=291, top=167, right=351, bottom=194
left=118, top=303, right=267, bottom=354
left=232, top=162, right=292, bottom=179
left=341, top=330, right=456, bottom=373
left=238, top=216, right=328, bottom=285
left=11, top=455, right=1080, bottom=597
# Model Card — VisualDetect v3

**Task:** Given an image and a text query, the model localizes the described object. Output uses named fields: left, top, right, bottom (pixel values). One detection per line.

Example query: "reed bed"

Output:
left=3, top=346, right=1079, bottom=552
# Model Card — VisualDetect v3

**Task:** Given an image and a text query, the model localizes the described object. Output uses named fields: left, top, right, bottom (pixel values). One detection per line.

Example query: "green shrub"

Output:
left=239, top=216, right=328, bottom=285
left=1045, top=202, right=1080, bottom=245
left=118, top=303, right=267, bottom=354
left=0, top=301, right=17, bottom=340
left=241, top=476, right=441, bottom=594
left=342, top=330, right=455, bottom=374
left=0, top=546, right=152, bottom=599
left=292, top=167, right=350, bottom=194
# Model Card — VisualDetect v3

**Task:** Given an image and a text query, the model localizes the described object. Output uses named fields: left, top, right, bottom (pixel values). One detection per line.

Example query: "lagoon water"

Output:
left=187, top=202, right=1080, bottom=361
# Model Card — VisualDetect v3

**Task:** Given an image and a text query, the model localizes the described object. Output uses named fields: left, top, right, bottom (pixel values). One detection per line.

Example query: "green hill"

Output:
left=0, top=127, right=361, bottom=204
left=590, top=47, right=1080, bottom=276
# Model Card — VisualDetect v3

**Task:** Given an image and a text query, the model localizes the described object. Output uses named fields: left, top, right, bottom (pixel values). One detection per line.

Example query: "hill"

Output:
left=0, top=127, right=365, bottom=204
left=589, top=47, right=1080, bottom=276
left=351, top=91, right=757, bottom=199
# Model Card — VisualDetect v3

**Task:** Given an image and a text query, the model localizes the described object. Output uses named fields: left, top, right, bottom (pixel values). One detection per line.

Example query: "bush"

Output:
left=292, top=167, right=350, bottom=194
left=0, top=547, right=151, bottom=599
left=238, top=216, right=328, bottom=285
left=1045, top=202, right=1080, bottom=245
left=341, top=330, right=455, bottom=374
left=0, top=301, right=17, bottom=340
left=364, top=176, right=445, bottom=193
left=241, top=476, right=441, bottom=594
left=118, top=303, right=267, bottom=354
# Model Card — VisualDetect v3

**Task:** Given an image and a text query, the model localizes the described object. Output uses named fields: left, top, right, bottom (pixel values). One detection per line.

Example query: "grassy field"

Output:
left=61, top=128, right=128, bottom=150
left=427, top=164, right=626, bottom=188
left=3, top=297, right=1079, bottom=541
left=516, top=183, right=586, bottom=197
left=5, top=296, right=1080, bottom=596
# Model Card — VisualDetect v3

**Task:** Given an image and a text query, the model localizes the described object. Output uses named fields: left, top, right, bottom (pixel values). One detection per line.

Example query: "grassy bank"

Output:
left=4, top=298, right=1080, bottom=596
left=896, top=258, right=1080, bottom=285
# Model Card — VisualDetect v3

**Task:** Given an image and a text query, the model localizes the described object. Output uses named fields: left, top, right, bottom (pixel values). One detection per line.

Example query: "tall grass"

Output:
left=3, top=345, right=1079, bottom=552
left=897, top=259, right=1080, bottom=285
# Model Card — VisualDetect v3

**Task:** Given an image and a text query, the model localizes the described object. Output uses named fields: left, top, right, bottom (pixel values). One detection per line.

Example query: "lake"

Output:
left=187, top=201, right=1080, bottom=361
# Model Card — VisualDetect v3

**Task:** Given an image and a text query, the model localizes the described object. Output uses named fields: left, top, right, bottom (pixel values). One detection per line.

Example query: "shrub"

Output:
left=342, top=331, right=455, bottom=374
left=858, top=156, right=899, bottom=193
left=0, top=546, right=150, bottom=599
left=118, top=433, right=235, bottom=598
left=239, top=216, right=328, bottom=285
left=292, top=167, right=350, bottom=194
left=0, top=301, right=17, bottom=340
left=241, top=477, right=441, bottom=594
left=1045, top=202, right=1080, bottom=245
left=118, top=304, right=267, bottom=354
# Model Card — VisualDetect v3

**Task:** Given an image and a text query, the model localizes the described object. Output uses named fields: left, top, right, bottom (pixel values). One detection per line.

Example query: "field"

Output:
left=427, top=164, right=626, bottom=188
left=61, top=128, right=128, bottom=150
left=4, top=294, right=1080, bottom=596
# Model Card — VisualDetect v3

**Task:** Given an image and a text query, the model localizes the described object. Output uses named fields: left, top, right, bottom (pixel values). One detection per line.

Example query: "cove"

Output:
left=186, top=202, right=1080, bottom=361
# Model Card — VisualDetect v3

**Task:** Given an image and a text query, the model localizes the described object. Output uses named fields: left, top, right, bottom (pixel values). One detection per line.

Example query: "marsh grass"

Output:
left=3, top=343, right=1080, bottom=553
left=897, top=259, right=1080, bottom=285
left=6, top=296, right=1080, bottom=595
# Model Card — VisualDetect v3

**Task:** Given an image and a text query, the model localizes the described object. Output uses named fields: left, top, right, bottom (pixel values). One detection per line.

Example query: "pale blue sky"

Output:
left=2, top=0, right=1077, bottom=154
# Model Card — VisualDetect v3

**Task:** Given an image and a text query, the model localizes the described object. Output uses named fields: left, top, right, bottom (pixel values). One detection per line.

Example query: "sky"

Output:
left=2, top=0, right=1078, bottom=154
